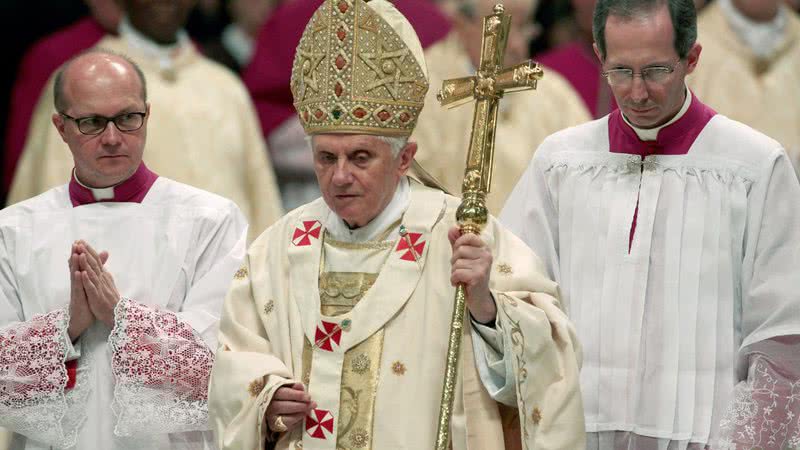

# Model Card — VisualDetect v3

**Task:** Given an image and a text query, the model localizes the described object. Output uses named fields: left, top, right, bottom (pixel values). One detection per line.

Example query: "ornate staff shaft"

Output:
left=434, top=5, right=543, bottom=450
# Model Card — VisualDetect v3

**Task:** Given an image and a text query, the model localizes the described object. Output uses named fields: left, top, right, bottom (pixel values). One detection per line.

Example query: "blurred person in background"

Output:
left=688, top=0, right=800, bottom=178
left=201, top=0, right=281, bottom=73
left=8, top=0, right=283, bottom=241
left=536, top=0, right=618, bottom=118
left=412, top=0, right=590, bottom=214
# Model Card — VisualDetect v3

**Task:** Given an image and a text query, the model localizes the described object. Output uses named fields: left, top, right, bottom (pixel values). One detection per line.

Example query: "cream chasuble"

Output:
left=687, top=1, right=800, bottom=178
left=8, top=31, right=283, bottom=241
left=411, top=32, right=591, bottom=213
left=209, top=178, right=585, bottom=450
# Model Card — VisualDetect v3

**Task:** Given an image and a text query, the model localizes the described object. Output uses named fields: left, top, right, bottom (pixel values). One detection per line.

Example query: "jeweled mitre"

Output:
left=290, top=0, right=429, bottom=136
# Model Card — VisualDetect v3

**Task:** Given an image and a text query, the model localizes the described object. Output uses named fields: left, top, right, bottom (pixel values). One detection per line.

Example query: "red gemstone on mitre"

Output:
left=338, top=1, right=348, bottom=13
left=314, top=109, right=324, bottom=119
left=377, top=110, right=391, bottom=121
left=399, top=112, right=411, bottom=123
left=353, top=108, right=367, bottom=118
left=335, top=55, right=346, bottom=70
left=303, top=111, right=310, bottom=122
left=334, top=82, right=344, bottom=97
left=337, top=28, right=347, bottom=41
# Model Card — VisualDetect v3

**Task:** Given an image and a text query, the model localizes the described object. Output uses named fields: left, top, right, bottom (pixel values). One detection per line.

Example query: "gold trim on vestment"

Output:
left=302, top=270, right=384, bottom=449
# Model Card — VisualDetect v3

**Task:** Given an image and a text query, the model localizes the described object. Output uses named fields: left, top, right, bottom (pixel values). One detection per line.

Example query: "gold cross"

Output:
left=435, top=5, right=544, bottom=450
left=436, top=4, right=543, bottom=201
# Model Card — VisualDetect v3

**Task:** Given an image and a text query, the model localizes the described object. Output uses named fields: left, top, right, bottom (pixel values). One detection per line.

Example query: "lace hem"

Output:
left=718, top=356, right=800, bottom=450
left=0, top=309, right=81, bottom=447
left=109, top=298, right=213, bottom=436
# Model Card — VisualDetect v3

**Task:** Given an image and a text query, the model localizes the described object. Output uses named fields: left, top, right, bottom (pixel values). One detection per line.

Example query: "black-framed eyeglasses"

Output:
left=59, top=112, right=147, bottom=135
left=601, top=60, right=682, bottom=87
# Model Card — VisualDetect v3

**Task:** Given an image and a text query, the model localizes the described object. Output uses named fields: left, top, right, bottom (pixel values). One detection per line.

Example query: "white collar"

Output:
left=118, top=16, right=191, bottom=71
left=221, top=23, right=254, bottom=67
left=73, top=169, right=116, bottom=201
left=720, top=0, right=787, bottom=58
left=324, top=177, right=410, bottom=242
left=622, top=86, right=692, bottom=141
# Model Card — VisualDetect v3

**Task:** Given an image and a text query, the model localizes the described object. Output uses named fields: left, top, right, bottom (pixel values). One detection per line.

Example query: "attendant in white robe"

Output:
left=207, top=1, right=586, bottom=449
left=0, top=50, right=247, bottom=449
left=501, top=1, right=800, bottom=449
left=687, top=0, right=800, bottom=178
left=9, top=0, right=282, bottom=241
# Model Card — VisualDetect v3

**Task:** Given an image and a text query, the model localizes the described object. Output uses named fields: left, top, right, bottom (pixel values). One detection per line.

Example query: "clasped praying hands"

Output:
left=67, top=240, right=121, bottom=341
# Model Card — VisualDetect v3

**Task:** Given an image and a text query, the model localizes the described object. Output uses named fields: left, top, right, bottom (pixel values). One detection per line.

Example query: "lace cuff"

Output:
left=0, top=309, right=87, bottom=447
left=109, top=298, right=213, bottom=436
left=718, top=355, right=800, bottom=450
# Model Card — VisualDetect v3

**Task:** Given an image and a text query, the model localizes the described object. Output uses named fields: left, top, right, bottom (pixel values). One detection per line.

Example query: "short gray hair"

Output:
left=53, top=48, right=147, bottom=113
left=377, top=135, right=409, bottom=158
left=307, top=135, right=409, bottom=158
left=593, top=0, right=697, bottom=60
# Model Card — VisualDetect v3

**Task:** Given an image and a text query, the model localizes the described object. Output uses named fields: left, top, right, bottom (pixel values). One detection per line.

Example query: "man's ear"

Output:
left=593, top=42, right=603, bottom=65
left=685, top=42, right=702, bottom=75
left=52, top=113, right=68, bottom=143
left=397, top=141, right=417, bottom=176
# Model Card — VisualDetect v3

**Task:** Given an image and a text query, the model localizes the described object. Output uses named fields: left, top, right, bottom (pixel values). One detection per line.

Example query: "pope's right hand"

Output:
left=67, top=241, right=95, bottom=341
left=265, top=382, right=317, bottom=435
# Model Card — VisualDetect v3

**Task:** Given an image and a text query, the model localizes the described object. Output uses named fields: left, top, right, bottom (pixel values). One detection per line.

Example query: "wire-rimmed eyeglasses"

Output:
left=601, top=60, right=682, bottom=87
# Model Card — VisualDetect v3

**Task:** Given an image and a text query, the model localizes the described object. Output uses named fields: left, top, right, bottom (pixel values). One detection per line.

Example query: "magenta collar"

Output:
left=608, top=93, right=716, bottom=157
left=69, top=163, right=158, bottom=207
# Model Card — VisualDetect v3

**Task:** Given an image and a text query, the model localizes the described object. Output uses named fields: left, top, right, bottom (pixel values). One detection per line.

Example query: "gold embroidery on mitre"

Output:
left=498, top=263, right=513, bottom=275
left=234, top=265, right=248, bottom=280
left=290, top=0, right=428, bottom=136
left=248, top=376, right=267, bottom=397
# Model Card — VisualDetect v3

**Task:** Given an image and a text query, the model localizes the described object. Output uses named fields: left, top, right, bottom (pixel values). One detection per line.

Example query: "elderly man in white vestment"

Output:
left=8, top=0, right=282, bottom=242
left=500, top=0, right=800, bottom=449
left=0, top=50, right=247, bottom=449
left=412, top=0, right=591, bottom=214
left=207, top=1, right=585, bottom=449
left=687, top=0, right=800, bottom=178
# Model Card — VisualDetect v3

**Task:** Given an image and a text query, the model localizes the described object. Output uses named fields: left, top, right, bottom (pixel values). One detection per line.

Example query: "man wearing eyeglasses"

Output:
left=0, top=49, right=247, bottom=450
left=500, top=0, right=800, bottom=448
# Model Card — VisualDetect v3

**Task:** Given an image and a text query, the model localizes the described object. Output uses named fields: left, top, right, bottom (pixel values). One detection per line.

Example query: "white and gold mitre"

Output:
left=290, top=0, right=429, bottom=136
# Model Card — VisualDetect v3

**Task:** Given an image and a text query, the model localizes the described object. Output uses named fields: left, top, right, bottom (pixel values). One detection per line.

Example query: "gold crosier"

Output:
left=434, top=4, right=543, bottom=449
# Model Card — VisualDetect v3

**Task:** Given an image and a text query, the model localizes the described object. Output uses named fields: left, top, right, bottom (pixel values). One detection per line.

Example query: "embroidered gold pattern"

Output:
left=531, top=407, right=542, bottom=425
left=303, top=270, right=384, bottom=450
left=509, top=317, right=531, bottom=448
left=264, top=299, right=275, bottom=315
left=498, top=263, right=513, bottom=275
left=391, top=361, right=406, bottom=375
left=320, top=272, right=378, bottom=309
left=350, top=428, right=369, bottom=447
left=351, top=353, right=371, bottom=374
left=248, top=376, right=266, bottom=398
left=290, top=0, right=428, bottom=136
left=234, top=265, right=248, bottom=280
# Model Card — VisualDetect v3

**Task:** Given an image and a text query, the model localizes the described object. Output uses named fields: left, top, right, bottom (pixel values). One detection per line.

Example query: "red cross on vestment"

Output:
left=314, top=320, right=342, bottom=352
left=306, top=408, right=334, bottom=439
left=396, top=232, right=425, bottom=261
left=292, top=220, right=322, bottom=246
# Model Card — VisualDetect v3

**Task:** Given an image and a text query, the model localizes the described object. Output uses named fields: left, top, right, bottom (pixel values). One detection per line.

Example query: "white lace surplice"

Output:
left=501, top=114, right=800, bottom=448
left=0, top=178, right=246, bottom=449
